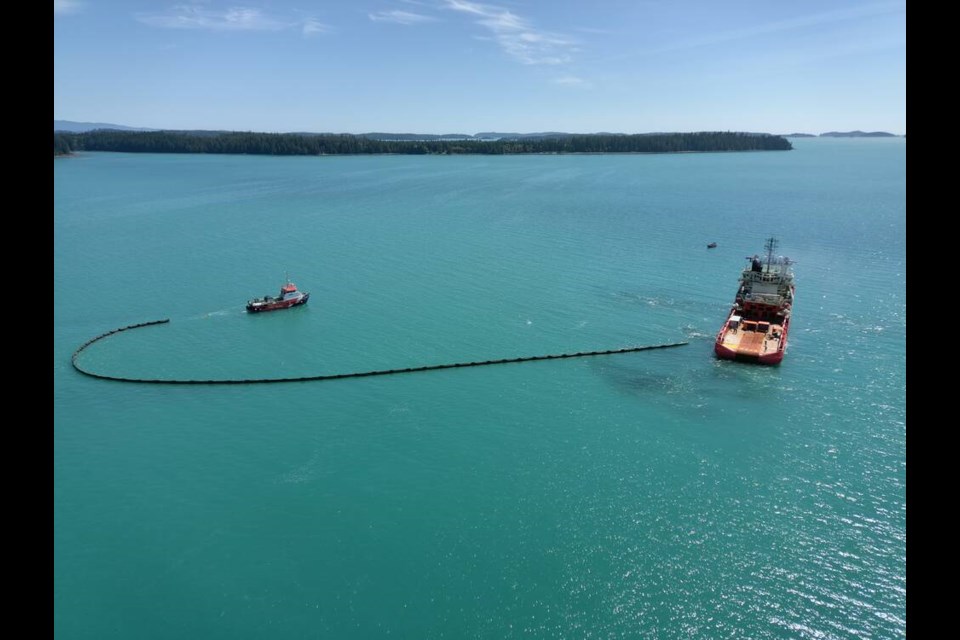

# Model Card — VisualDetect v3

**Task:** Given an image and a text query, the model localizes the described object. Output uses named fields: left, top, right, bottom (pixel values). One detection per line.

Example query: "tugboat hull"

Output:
left=246, top=292, right=309, bottom=313
left=246, top=280, right=310, bottom=313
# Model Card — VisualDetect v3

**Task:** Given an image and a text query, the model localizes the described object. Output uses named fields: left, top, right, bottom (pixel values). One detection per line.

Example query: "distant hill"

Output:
left=819, top=131, right=896, bottom=138
left=54, top=120, right=156, bottom=133
left=54, top=123, right=801, bottom=141
left=359, top=132, right=475, bottom=141
left=474, top=131, right=574, bottom=140
left=782, top=133, right=817, bottom=138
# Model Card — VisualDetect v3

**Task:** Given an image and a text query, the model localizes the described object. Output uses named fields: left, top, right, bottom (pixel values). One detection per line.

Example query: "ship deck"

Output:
left=718, top=320, right=784, bottom=357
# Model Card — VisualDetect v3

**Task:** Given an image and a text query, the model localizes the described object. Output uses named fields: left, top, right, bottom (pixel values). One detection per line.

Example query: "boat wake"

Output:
left=180, top=308, right=234, bottom=322
left=202, top=309, right=232, bottom=318
left=681, top=325, right=710, bottom=340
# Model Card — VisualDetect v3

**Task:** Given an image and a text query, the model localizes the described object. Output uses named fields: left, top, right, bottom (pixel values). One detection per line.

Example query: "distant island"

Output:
left=54, top=129, right=792, bottom=157
left=782, top=133, right=817, bottom=138
left=53, top=120, right=156, bottom=133
left=819, top=131, right=897, bottom=137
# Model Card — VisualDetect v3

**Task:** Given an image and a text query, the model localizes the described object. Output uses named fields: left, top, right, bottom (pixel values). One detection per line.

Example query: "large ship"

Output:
left=714, top=237, right=794, bottom=365
left=246, top=278, right=310, bottom=313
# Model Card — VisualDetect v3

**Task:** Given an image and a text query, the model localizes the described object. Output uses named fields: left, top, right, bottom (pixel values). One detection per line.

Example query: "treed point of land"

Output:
left=54, top=130, right=792, bottom=157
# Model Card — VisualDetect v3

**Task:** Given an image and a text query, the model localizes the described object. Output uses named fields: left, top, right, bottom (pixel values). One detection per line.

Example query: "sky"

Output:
left=53, top=0, right=906, bottom=135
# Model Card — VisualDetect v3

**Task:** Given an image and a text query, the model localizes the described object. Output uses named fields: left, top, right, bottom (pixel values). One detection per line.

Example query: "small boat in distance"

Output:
left=714, top=237, right=794, bottom=365
left=707, top=242, right=718, bottom=249
left=246, top=278, right=310, bottom=313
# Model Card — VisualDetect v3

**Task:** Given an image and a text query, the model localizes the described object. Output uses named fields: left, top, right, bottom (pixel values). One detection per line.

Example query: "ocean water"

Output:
left=54, top=138, right=906, bottom=639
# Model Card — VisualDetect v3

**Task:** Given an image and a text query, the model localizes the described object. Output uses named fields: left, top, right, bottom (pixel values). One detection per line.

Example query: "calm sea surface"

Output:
left=54, top=138, right=906, bottom=639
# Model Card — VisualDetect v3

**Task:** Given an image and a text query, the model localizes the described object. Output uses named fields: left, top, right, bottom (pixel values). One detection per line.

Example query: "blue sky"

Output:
left=53, top=0, right=906, bottom=134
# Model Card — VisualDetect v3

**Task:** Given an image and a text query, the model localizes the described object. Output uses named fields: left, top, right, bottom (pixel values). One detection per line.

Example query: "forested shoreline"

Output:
left=54, top=130, right=792, bottom=156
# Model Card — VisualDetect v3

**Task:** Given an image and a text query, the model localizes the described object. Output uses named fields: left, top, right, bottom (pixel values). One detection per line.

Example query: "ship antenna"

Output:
left=764, top=236, right=778, bottom=270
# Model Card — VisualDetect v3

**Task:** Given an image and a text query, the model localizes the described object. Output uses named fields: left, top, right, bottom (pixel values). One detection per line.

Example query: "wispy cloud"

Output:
left=641, top=1, right=905, bottom=57
left=553, top=75, right=589, bottom=87
left=368, top=10, right=438, bottom=25
left=302, top=18, right=332, bottom=36
left=442, top=0, right=577, bottom=65
left=54, top=0, right=82, bottom=15
left=136, top=4, right=331, bottom=36
left=137, top=5, right=296, bottom=32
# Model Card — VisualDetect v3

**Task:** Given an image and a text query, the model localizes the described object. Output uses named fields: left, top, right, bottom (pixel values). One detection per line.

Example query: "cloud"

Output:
left=302, top=18, right=332, bottom=36
left=553, top=75, right=589, bottom=87
left=368, top=10, right=438, bottom=25
left=136, top=4, right=331, bottom=35
left=442, top=0, right=577, bottom=65
left=54, top=0, right=82, bottom=15
left=641, top=1, right=905, bottom=57
left=137, top=5, right=293, bottom=31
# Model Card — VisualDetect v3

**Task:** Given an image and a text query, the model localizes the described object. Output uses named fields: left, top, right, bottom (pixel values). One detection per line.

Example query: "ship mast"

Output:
left=764, top=236, right=779, bottom=272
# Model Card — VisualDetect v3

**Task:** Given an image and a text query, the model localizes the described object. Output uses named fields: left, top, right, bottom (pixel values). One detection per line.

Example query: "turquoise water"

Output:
left=54, top=139, right=906, bottom=639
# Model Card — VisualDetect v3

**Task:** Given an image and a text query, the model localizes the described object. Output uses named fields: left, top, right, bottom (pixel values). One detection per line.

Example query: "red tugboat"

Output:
left=246, top=278, right=310, bottom=313
left=714, top=237, right=794, bottom=365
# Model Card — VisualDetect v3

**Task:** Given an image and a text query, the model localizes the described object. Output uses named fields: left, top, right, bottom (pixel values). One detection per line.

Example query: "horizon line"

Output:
left=53, top=122, right=905, bottom=137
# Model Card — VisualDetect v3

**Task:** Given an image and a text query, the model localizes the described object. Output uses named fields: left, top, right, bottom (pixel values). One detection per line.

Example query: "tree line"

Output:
left=55, top=130, right=792, bottom=156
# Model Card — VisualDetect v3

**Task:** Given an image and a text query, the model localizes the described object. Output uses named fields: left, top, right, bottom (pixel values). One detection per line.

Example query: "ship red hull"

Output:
left=246, top=292, right=310, bottom=313
left=714, top=340, right=785, bottom=365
